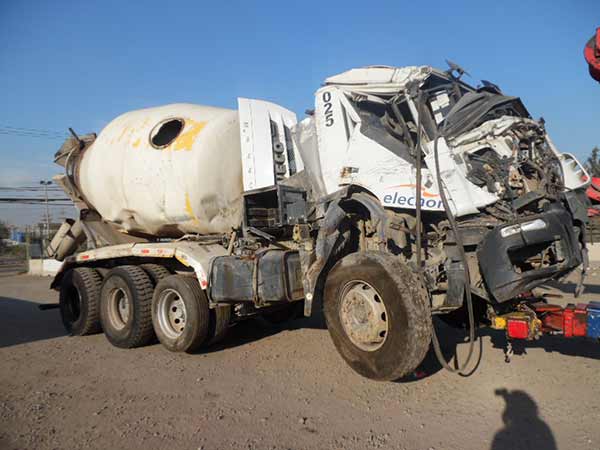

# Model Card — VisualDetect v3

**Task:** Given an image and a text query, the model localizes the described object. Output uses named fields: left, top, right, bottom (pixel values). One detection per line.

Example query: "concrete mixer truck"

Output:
left=48, top=64, right=600, bottom=380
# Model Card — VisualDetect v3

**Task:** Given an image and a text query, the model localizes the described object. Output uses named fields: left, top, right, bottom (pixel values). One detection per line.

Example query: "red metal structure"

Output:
left=585, top=28, right=600, bottom=82
left=587, top=177, right=600, bottom=216
left=494, top=29, right=600, bottom=345
left=491, top=301, right=600, bottom=342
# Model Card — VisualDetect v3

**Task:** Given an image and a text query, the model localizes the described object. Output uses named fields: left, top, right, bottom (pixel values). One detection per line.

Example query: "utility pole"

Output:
left=25, top=225, right=30, bottom=273
left=40, top=180, right=52, bottom=262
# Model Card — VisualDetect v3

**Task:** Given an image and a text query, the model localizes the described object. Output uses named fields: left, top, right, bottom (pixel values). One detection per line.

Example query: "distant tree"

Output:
left=0, top=221, right=8, bottom=240
left=585, top=146, right=600, bottom=177
left=0, top=221, right=8, bottom=250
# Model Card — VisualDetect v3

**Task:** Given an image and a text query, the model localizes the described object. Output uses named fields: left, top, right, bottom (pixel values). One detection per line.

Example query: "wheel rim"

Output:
left=108, top=287, right=130, bottom=330
left=339, top=280, right=389, bottom=352
left=156, top=288, right=187, bottom=339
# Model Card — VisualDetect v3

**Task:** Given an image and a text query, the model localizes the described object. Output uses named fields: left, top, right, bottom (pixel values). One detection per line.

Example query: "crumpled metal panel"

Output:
left=324, top=65, right=432, bottom=95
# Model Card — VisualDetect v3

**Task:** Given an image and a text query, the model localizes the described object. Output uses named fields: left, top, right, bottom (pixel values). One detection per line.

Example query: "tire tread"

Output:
left=60, top=267, right=103, bottom=336
left=324, top=252, right=432, bottom=381
left=140, top=263, right=172, bottom=285
left=100, top=265, right=155, bottom=348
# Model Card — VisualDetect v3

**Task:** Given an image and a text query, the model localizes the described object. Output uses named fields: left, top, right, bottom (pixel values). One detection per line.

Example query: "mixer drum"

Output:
left=75, top=103, right=243, bottom=237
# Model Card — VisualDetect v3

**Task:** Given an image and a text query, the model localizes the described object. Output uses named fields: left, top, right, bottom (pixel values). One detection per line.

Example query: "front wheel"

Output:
left=323, top=252, right=432, bottom=381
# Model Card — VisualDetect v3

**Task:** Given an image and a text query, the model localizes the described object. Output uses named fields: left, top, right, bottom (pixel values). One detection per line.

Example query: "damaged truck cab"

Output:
left=49, top=64, right=592, bottom=381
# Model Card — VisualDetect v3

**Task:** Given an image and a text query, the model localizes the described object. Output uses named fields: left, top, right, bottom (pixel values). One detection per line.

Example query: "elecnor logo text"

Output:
left=382, top=192, right=444, bottom=209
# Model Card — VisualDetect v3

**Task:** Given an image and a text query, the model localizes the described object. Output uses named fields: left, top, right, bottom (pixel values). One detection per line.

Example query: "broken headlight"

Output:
left=500, top=219, right=547, bottom=238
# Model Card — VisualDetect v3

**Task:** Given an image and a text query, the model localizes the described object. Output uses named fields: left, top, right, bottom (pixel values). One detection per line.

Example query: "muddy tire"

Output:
left=59, top=267, right=103, bottom=336
left=140, top=263, right=172, bottom=285
left=100, top=265, right=155, bottom=348
left=323, top=252, right=432, bottom=381
left=151, top=275, right=210, bottom=353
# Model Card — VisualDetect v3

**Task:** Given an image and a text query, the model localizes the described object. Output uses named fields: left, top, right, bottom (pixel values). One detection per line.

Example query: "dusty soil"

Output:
left=1, top=267, right=600, bottom=450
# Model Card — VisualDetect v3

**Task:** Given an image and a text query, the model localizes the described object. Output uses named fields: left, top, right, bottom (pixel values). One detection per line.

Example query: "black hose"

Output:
left=405, top=89, right=477, bottom=375
left=428, top=132, right=477, bottom=374
left=415, top=93, right=424, bottom=286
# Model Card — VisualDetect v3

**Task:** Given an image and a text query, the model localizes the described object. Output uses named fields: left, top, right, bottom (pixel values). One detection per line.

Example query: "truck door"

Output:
left=238, top=98, right=302, bottom=191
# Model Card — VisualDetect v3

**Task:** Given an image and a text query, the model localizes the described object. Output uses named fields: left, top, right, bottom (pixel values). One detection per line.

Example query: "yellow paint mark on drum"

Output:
left=184, top=192, right=201, bottom=223
left=132, top=138, right=141, bottom=148
left=117, top=126, right=130, bottom=142
left=172, top=119, right=206, bottom=151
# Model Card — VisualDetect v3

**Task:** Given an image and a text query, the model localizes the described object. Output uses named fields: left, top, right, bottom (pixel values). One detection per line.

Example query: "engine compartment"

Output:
left=298, top=64, right=591, bottom=311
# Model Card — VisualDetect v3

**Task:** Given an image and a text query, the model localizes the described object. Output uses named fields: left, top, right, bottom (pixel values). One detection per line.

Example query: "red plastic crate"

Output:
left=563, top=304, right=588, bottom=337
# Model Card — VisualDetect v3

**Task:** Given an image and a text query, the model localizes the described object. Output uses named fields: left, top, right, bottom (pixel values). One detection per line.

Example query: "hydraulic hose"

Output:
left=412, top=93, right=476, bottom=374
left=415, top=94, right=424, bottom=301
left=429, top=133, right=477, bottom=374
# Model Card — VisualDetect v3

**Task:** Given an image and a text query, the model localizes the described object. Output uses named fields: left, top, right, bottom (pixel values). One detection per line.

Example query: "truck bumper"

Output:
left=477, top=204, right=583, bottom=303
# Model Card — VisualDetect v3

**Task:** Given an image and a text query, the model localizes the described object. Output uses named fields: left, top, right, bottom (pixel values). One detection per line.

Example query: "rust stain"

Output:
left=171, top=119, right=206, bottom=151
left=184, top=192, right=201, bottom=223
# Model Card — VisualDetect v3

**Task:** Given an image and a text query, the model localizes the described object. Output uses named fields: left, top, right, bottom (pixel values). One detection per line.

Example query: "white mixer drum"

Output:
left=76, top=103, right=243, bottom=237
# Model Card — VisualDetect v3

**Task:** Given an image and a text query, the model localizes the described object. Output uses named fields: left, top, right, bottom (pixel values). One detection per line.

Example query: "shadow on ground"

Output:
left=492, top=389, right=557, bottom=450
left=0, top=296, right=66, bottom=348
left=197, top=296, right=600, bottom=376
left=398, top=317, right=600, bottom=382
left=198, top=307, right=327, bottom=355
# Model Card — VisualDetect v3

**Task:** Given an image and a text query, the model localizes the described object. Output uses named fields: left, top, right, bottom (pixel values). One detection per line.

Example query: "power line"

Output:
left=2, top=125, right=67, bottom=135
left=0, top=203, right=74, bottom=207
left=0, top=186, right=63, bottom=191
left=0, top=130, right=67, bottom=140
left=0, top=198, right=71, bottom=203
left=0, top=125, right=70, bottom=140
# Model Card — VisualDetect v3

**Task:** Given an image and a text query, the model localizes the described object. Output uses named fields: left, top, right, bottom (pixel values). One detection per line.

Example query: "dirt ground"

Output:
left=1, top=267, right=600, bottom=450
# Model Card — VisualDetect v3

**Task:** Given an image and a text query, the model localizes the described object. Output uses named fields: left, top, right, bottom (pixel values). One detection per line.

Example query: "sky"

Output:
left=0, top=0, right=599, bottom=226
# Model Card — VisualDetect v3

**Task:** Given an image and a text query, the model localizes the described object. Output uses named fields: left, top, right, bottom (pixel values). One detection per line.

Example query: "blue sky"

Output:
left=0, top=0, right=599, bottom=225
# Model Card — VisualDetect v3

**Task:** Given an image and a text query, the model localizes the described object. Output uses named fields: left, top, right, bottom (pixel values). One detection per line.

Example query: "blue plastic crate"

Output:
left=587, top=301, right=600, bottom=339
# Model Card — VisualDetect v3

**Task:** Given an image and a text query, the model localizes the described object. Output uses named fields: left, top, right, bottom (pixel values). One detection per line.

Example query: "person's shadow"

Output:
left=492, top=389, right=557, bottom=450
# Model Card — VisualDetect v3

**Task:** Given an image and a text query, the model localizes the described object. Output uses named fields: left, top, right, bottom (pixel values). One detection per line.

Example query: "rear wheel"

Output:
left=323, top=252, right=432, bottom=381
left=140, top=263, right=172, bottom=286
left=152, top=275, right=210, bottom=352
left=100, top=265, right=155, bottom=348
left=59, top=267, right=103, bottom=336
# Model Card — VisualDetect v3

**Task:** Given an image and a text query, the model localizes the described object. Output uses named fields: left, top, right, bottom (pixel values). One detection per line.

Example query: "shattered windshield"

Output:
left=349, top=70, right=532, bottom=160
left=419, top=73, right=531, bottom=138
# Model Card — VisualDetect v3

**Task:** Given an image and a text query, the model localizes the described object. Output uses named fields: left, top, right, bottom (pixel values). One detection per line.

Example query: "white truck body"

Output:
left=56, top=65, right=588, bottom=242
left=49, top=64, right=592, bottom=380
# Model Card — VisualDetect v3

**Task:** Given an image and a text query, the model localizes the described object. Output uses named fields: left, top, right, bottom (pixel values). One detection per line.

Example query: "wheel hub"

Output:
left=109, top=288, right=130, bottom=330
left=339, top=281, right=388, bottom=352
left=157, top=289, right=187, bottom=339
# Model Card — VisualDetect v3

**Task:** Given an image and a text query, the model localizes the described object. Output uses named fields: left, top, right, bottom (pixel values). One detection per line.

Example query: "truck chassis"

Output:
left=48, top=63, right=599, bottom=380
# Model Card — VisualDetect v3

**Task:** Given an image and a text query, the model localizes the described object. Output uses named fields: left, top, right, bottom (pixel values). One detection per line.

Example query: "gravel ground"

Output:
left=1, top=268, right=600, bottom=450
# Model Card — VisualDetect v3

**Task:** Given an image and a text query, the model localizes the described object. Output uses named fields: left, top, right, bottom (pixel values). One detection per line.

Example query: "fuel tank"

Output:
left=74, top=103, right=242, bottom=237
